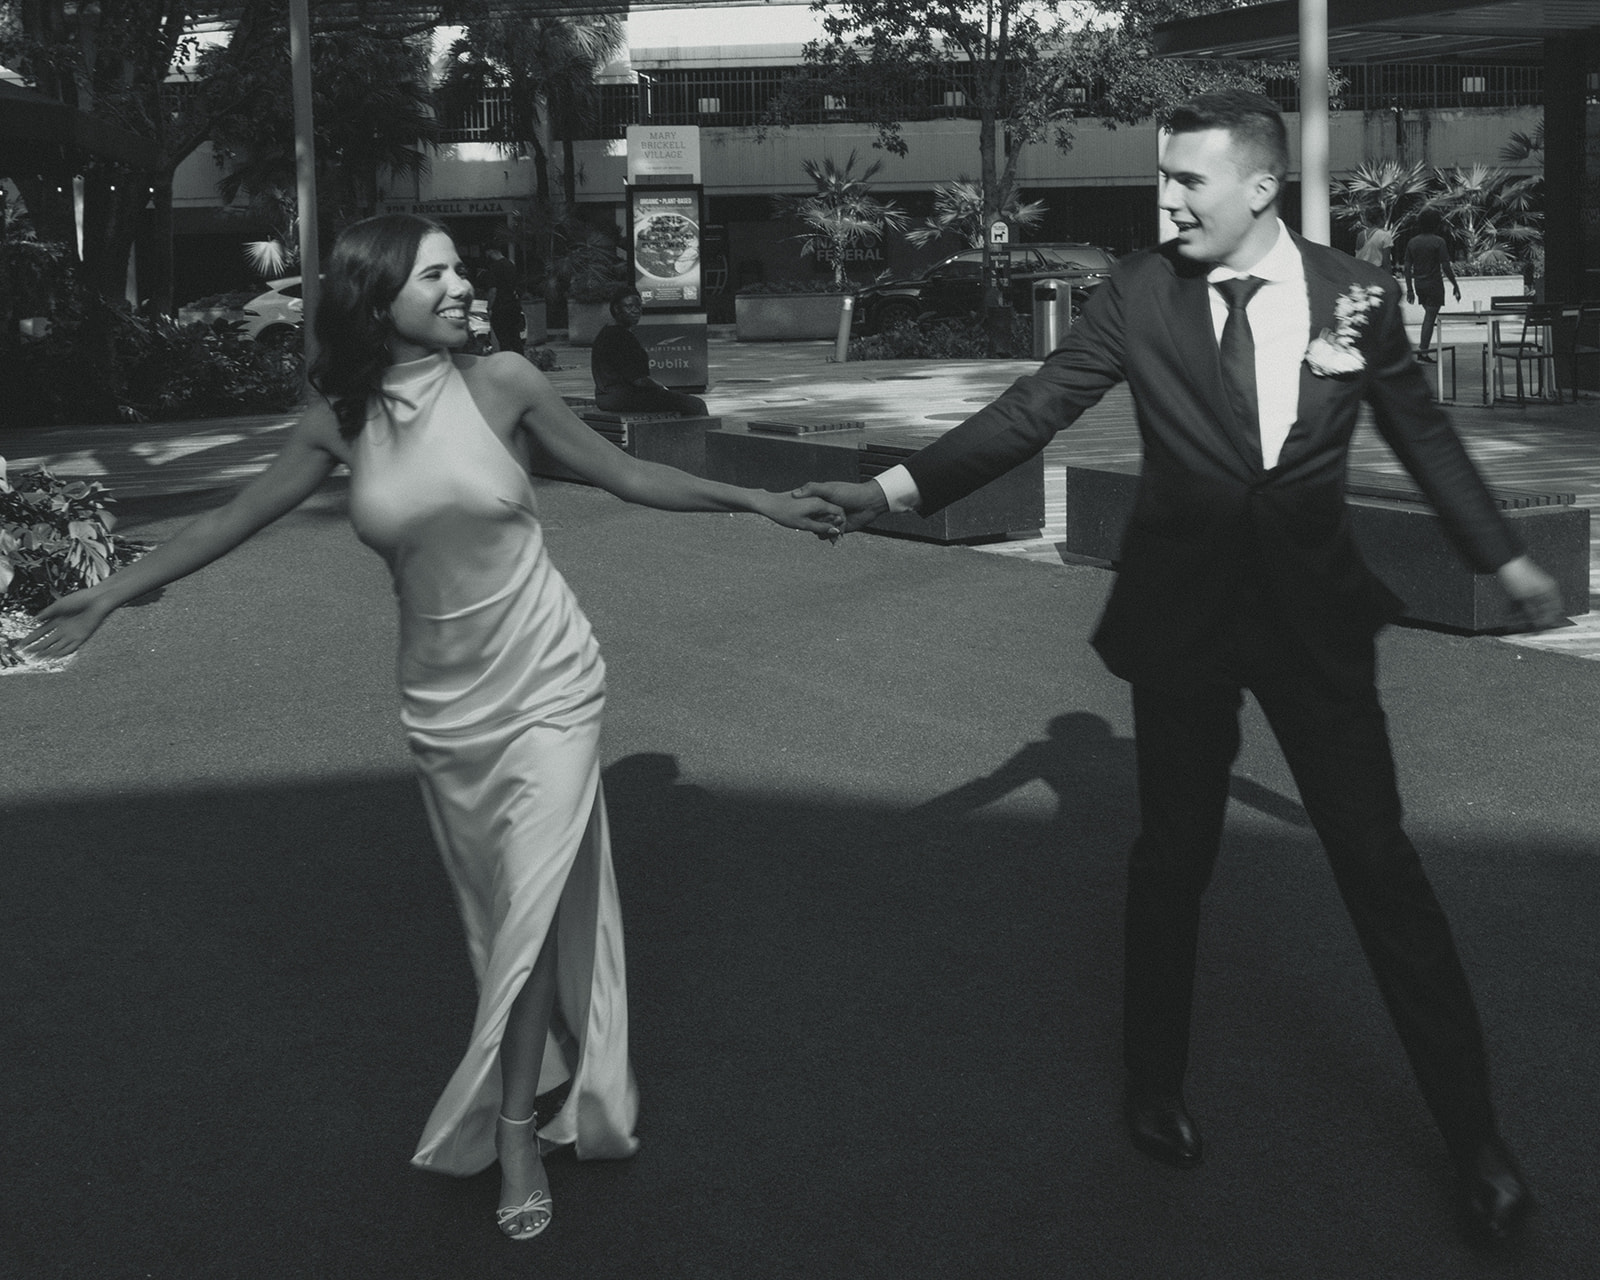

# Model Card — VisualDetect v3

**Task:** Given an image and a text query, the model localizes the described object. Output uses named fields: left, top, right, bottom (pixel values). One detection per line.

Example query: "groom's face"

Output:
left=1159, top=127, right=1279, bottom=271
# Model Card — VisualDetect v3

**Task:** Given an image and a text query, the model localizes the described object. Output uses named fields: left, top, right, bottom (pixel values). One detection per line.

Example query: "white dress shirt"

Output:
left=874, top=219, right=1312, bottom=513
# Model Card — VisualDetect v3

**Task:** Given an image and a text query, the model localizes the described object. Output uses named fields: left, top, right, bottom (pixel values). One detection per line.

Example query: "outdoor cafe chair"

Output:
left=1567, top=300, right=1600, bottom=403
left=1490, top=301, right=1562, bottom=405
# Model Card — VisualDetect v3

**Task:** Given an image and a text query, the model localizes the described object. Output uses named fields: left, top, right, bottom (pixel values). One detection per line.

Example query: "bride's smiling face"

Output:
left=386, top=231, right=475, bottom=362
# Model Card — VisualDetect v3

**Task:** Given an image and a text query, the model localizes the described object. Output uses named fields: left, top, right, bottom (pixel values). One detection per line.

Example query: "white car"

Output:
left=242, top=277, right=492, bottom=351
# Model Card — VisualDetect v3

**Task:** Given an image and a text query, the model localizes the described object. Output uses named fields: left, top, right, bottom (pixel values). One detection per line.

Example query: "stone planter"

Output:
left=735, top=293, right=850, bottom=341
left=566, top=300, right=610, bottom=346
left=1400, top=274, right=1525, bottom=325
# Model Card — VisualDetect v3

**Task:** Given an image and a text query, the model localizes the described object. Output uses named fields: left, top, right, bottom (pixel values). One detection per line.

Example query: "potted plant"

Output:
left=735, top=279, right=859, bottom=341
left=738, top=153, right=907, bottom=342
left=548, top=219, right=627, bottom=346
left=1422, top=162, right=1542, bottom=309
left=1330, top=160, right=1432, bottom=270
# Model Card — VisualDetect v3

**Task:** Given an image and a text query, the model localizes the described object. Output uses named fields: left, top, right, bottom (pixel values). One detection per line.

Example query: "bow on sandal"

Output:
left=496, top=1187, right=553, bottom=1241
left=495, top=1111, right=554, bottom=1240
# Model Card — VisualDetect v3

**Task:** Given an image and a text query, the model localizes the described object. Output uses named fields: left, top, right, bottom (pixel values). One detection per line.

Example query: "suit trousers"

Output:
left=1121, top=587, right=1497, bottom=1159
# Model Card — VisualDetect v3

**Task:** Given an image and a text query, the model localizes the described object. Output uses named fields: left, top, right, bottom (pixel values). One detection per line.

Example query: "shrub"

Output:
left=1, top=295, right=304, bottom=427
left=183, top=290, right=256, bottom=312
left=737, top=278, right=858, bottom=296
left=0, top=462, right=148, bottom=615
left=849, top=312, right=1035, bottom=361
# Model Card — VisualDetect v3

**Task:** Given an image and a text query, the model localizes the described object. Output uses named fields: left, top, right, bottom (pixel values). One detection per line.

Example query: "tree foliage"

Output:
left=1330, top=160, right=1432, bottom=235
left=202, top=26, right=439, bottom=238
left=906, top=179, right=1046, bottom=250
left=764, top=0, right=1289, bottom=247
left=773, top=152, right=909, bottom=287
left=1, top=0, right=287, bottom=308
left=435, top=14, right=624, bottom=211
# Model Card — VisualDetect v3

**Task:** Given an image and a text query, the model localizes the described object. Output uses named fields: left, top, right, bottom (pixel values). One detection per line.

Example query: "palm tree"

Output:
left=206, top=29, right=438, bottom=235
left=435, top=15, right=625, bottom=213
left=775, top=152, right=909, bottom=288
left=1499, top=124, right=1544, bottom=166
left=906, top=178, right=1047, bottom=250
left=1329, top=160, right=1431, bottom=238
left=1422, top=163, right=1542, bottom=275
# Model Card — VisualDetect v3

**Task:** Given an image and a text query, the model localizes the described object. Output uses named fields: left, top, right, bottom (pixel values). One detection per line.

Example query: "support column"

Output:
left=1298, top=0, right=1330, bottom=245
left=290, top=0, right=321, bottom=369
left=1542, top=35, right=1586, bottom=304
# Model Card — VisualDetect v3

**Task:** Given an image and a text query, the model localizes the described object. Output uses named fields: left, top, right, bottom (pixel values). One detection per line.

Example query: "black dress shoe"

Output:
left=1124, top=1087, right=1203, bottom=1169
left=1458, top=1136, right=1533, bottom=1244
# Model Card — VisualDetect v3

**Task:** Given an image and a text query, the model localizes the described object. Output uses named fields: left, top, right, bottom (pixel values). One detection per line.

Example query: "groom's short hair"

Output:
left=1167, top=90, right=1290, bottom=187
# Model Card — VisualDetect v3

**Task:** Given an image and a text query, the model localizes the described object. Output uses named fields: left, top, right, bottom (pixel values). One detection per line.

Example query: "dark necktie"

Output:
left=1214, top=275, right=1266, bottom=468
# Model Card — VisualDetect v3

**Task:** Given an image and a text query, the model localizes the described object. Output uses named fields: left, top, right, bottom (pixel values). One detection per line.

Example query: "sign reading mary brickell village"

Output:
left=625, top=124, right=701, bottom=184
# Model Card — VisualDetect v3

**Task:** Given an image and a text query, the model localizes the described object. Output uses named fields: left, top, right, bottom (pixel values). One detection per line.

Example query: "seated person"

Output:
left=591, top=288, right=709, bottom=416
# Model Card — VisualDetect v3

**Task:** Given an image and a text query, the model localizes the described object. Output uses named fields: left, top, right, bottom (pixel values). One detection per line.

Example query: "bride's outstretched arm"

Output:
left=19, top=403, right=343, bottom=660
left=509, top=361, right=843, bottom=535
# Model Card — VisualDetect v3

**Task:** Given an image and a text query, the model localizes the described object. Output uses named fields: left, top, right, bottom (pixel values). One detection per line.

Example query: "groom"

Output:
left=802, top=91, right=1561, bottom=1243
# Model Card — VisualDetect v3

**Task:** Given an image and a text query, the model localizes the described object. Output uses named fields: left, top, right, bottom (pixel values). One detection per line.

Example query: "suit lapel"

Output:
left=1280, top=240, right=1344, bottom=463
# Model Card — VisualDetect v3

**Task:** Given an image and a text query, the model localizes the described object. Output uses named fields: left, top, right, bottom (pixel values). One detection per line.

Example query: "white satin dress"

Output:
left=348, top=350, right=640, bottom=1175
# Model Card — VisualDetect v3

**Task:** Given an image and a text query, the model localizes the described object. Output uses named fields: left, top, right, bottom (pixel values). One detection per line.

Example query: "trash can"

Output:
left=522, top=299, right=548, bottom=345
left=1032, top=278, right=1073, bottom=359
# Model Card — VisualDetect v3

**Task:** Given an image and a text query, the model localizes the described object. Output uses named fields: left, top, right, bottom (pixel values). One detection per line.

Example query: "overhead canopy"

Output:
left=1153, top=0, right=1600, bottom=66
left=0, top=79, right=164, bottom=172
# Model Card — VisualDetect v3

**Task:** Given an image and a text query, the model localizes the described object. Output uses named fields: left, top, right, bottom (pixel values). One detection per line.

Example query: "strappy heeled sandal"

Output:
left=495, top=1112, right=553, bottom=1240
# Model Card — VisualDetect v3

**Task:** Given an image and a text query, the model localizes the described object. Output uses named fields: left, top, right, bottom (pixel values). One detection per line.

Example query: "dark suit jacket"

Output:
left=903, top=234, right=1522, bottom=693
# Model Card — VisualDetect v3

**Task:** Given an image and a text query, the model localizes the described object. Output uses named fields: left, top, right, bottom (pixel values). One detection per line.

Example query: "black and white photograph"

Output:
left=3, top=2, right=1599, bottom=1276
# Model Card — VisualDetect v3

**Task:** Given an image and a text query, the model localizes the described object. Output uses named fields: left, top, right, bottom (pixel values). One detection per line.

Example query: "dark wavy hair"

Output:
left=1166, top=89, right=1290, bottom=188
left=309, top=213, right=449, bottom=439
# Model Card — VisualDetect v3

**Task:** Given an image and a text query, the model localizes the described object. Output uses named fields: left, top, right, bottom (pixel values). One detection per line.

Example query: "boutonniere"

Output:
left=1305, top=283, right=1385, bottom=377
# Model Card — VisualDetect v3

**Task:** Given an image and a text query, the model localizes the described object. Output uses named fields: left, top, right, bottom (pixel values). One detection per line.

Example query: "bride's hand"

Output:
left=755, top=491, right=845, bottom=537
left=20, top=589, right=114, bottom=660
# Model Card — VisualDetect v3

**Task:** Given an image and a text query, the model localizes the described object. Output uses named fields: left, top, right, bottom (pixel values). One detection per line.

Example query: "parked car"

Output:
left=853, top=243, right=1119, bottom=333
left=241, top=277, right=493, bottom=351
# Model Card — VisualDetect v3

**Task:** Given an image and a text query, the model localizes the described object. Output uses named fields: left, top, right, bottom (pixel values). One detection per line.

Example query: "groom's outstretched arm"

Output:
left=793, top=265, right=1134, bottom=537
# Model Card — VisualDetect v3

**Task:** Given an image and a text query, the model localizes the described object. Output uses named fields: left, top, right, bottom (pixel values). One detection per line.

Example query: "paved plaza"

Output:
left=9, top=326, right=1600, bottom=657
left=3, top=331, right=1598, bottom=1276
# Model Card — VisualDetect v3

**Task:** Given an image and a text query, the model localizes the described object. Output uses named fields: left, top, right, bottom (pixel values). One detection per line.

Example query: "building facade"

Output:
left=165, top=8, right=1547, bottom=314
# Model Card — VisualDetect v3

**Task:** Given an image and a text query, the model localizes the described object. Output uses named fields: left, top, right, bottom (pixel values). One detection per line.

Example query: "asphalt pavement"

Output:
left=2, top=331, right=1599, bottom=1277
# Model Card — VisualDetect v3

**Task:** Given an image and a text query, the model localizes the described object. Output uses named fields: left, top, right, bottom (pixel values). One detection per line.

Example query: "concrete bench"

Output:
left=530, top=408, right=722, bottom=483
left=1062, top=462, right=1591, bottom=633
left=703, top=422, right=1045, bottom=544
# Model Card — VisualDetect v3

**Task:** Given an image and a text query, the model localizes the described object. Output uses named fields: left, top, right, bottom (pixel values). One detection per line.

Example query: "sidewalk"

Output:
left=6, top=328, right=1598, bottom=657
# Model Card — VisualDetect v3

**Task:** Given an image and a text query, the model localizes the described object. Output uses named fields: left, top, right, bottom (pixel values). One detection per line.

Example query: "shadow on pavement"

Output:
left=3, top=749, right=1595, bottom=1279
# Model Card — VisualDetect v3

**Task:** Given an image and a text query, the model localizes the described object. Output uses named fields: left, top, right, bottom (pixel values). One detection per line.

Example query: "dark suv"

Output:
left=854, top=242, right=1118, bottom=333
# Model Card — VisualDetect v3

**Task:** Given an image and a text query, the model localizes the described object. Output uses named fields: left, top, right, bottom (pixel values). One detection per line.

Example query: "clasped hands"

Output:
left=787, top=481, right=890, bottom=543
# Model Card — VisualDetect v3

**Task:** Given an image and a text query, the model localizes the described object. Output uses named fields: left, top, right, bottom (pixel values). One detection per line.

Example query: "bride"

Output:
left=21, top=214, right=842, bottom=1241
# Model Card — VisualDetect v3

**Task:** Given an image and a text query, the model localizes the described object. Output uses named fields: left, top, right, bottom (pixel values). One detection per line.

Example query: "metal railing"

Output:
left=438, top=86, right=514, bottom=144
left=1264, top=62, right=1542, bottom=113
left=437, top=60, right=1543, bottom=146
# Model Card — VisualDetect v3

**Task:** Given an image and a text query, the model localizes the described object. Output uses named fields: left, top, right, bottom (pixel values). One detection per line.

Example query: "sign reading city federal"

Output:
left=625, top=125, right=702, bottom=184
left=630, top=187, right=702, bottom=308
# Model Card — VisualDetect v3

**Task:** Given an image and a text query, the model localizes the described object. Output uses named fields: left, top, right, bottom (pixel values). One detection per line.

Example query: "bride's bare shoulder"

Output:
left=458, top=350, right=558, bottom=403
